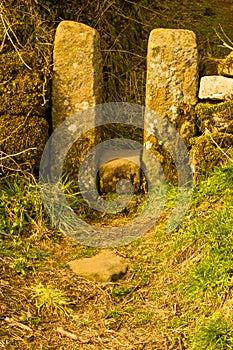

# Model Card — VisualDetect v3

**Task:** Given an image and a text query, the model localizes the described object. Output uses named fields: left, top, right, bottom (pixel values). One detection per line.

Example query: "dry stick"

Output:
left=0, top=148, right=37, bottom=160
left=56, top=327, right=90, bottom=343
left=219, top=23, right=233, bottom=47
left=0, top=13, right=32, bottom=70
left=0, top=111, right=32, bottom=145
left=214, top=25, right=233, bottom=51
left=0, top=30, right=6, bottom=51
left=5, top=317, right=33, bottom=332
left=206, top=130, right=233, bottom=163
left=102, top=49, right=145, bottom=59
left=57, top=327, right=78, bottom=340
left=3, top=15, right=25, bottom=49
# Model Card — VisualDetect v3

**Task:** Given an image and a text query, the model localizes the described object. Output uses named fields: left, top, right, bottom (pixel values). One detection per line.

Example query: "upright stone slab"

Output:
left=52, top=21, right=103, bottom=184
left=145, top=28, right=198, bottom=123
left=144, top=29, right=198, bottom=183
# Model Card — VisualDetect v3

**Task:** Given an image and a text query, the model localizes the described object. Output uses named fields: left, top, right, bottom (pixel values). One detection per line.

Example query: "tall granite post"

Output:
left=144, top=28, right=198, bottom=183
left=52, top=21, right=103, bottom=186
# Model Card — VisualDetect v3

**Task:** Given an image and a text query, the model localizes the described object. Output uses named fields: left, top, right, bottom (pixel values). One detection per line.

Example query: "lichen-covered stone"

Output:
left=0, top=115, right=49, bottom=172
left=52, top=21, right=103, bottom=182
left=196, top=100, right=233, bottom=134
left=218, top=51, right=233, bottom=77
left=68, top=250, right=128, bottom=282
left=144, top=29, right=198, bottom=184
left=190, top=132, right=233, bottom=183
left=99, top=158, right=141, bottom=194
left=199, top=75, right=233, bottom=100
left=145, top=28, right=198, bottom=123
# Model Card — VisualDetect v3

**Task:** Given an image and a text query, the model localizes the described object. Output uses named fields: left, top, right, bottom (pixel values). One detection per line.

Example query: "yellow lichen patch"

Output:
left=190, top=132, right=233, bottom=183
left=196, top=101, right=233, bottom=134
left=0, top=115, right=49, bottom=172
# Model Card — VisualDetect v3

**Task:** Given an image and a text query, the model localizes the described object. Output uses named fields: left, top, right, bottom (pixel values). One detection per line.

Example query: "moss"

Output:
left=196, top=101, right=233, bottom=134
left=174, top=104, right=197, bottom=146
left=0, top=115, right=49, bottom=172
left=144, top=134, right=178, bottom=185
left=0, top=51, right=49, bottom=117
left=190, top=132, right=233, bottom=183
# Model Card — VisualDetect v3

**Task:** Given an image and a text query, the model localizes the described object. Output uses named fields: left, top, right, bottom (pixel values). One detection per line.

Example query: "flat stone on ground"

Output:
left=199, top=75, right=233, bottom=100
left=68, top=250, right=128, bottom=282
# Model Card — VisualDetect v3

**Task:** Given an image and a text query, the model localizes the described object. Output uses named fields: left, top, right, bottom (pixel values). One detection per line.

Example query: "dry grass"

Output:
left=1, top=0, right=233, bottom=349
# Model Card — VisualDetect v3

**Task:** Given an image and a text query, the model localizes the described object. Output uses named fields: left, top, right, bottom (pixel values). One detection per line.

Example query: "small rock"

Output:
left=68, top=250, right=128, bottom=282
left=99, top=157, right=141, bottom=194
left=199, top=75, right=233, bottom=100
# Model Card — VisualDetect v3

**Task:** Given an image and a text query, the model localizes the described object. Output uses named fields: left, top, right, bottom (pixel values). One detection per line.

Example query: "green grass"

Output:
left=1, top=163, right=233, bottom=348
left=190, top=313, right=233, bottom=350
left=30, top=282, right=72, bottom=315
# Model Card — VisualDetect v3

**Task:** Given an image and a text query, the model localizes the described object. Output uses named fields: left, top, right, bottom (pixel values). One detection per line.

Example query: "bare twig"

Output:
left=57, top=326, right=78, bottom=340
left=0, top=148, right=37, bottom=160
left=57, top=327, right=90, bottom=343
left=5, top=317, right=33, bottom=332
left=0, top=110, right=32, bottom=145
left=214, top=24, right=233, bottom=51
left=102, top=49, right=145, bottom=59
left=206, top=129, right=233, bottom=163
left=0, top=11, right=32, bottom=69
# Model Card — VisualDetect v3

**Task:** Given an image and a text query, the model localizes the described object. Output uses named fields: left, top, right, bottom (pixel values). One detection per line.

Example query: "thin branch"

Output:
left=3, top=15, right=25, bottom=49
left=219, top=23, right=233, bottom=47
left=102, top=49, right=145, bottom=59
left=0, top=110, right=32, bottom=145
left=56, top=326, right=90, bottom=343
left=214, top=25, right=233, bottom=51
left=206, top=129, right=233, bottom=163
left=0, top=148, right=37, bottom=160
left=5, top=317, right=33, bottom=332
left=0, top=13, right=32, bottom=69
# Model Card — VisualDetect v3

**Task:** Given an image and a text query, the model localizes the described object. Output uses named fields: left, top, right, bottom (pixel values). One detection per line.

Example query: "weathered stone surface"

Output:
left=196, top=101, right=233, bottom=134
left=53, top=20, right=103, bottom=127
left=190, top=132, right=233, bottom=183
left=145, top=28, right=198, bottom=123
left=199, top=76, right=233, bottom=100
left=0, top=115, right=49, bottom=172
left=68, top=250, right=128, bottom=282
left=99, top=150, right=141, bottom=194
left=52, top=21, right=103, bottom=181
left=218, top=51, right=233, bottom=77
left=99, top=158, right=141, bottom=194
left=144, top=29, right=198, bottom=184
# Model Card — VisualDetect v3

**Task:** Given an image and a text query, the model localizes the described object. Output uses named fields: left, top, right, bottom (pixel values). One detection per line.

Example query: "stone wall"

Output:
left=191, top=51, right=233, bottom=182
left=0, top=50, right=49, bottom=174
left=2, top=18, right=232, bottom=188
left=143, top=28, right=233, bottom=184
